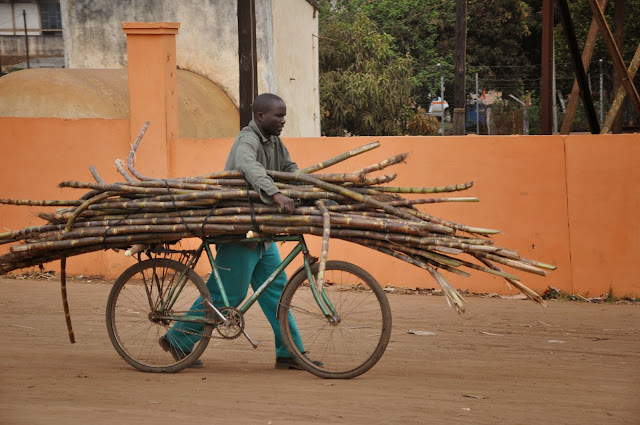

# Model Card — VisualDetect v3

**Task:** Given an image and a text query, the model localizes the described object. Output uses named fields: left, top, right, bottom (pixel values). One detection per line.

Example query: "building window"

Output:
left=40, top=2, right=61, bottom=35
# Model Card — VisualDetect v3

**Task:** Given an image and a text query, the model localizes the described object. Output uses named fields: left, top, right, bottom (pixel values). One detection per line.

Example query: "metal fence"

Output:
left=422, top=60, right=640, bottom=135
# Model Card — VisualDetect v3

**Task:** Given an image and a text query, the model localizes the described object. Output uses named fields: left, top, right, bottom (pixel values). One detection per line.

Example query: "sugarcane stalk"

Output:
left=345, top=174, right=398, bottom=187
left=0, top=199, right=82, bottom=207
left=353, top=153, right=409, bottom=175
left=299, top=141, right=380, bottom=174
left=190, top=170, right=245, bottom=180
left=360, top=182, right=474, bottom=194
left=308, top=171, right=366, bottom=183
left=420, top=257, right=471, bottom=277
left=64, top=191, right=115, bottom=232
left=389, top=197, right=479, bottom=206
left=115, top=159, right=135, bottom=182
left=0, top=223, right=67, bottom=244
left=478, top=257, right=546, bottom=306
left=398, top=206, right=500, bottom=235
left=60, top=257, right=75, bottom=343
left=358, top=243, right=466, bottom=313
left=127, top=121, right=151, bottom=181
left=428, top=266, right=466, bottom=313
left=0, top=237, right=175, bottom=274
left=343, top=235, right=520, bottom=280
left=519, top=257, right=557, bottom=270
left=60, top=181, right=203, bottom=195
left=315, top=200, right=331, bottom=291
left=89, top=165, right=105, bottom=184
left=344, top=236, right=463, bottom=268
left=473, top=251, right=547, bottom=276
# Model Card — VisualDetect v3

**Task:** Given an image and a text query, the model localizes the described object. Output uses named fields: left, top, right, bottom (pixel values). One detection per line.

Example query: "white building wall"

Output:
left=272, top=0, right=320, bottom=137
left=0, top=4, right=13, bottom=35
left=58, top=0, right=319, bottom=137
left=0, top=3, right=41, bottom=35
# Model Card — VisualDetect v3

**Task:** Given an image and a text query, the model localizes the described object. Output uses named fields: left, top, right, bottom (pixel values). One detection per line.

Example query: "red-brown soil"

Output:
left=1, top=277, right=638, bottom=425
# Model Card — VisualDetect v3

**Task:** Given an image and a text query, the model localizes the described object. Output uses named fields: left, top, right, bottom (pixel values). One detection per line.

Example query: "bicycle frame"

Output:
left=158, top=234, right=337, bottom=326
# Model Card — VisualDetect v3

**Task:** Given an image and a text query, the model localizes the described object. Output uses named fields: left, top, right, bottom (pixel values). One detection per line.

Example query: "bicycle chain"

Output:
left=158, top=307, right=245, bottom=340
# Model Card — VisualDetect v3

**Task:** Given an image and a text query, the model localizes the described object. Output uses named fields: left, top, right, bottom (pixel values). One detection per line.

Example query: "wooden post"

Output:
left=601, top=43, right=640, bottom=133
left=611, top=0, right=624, bottom=133
left=588, top=0, right=640, bottom=122
left=557, top=0, right=600, bottom=134
left=560, top=0, right=608, bottom=135
left=541, top=0, right=553, bottom=134
left=22, top=10, right=30, bottom=69
left=238, top=0, right=258, bottom=128
left=452, top=0, right=467, bottom=135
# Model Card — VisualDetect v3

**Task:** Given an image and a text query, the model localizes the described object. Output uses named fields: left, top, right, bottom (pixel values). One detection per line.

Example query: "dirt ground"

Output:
left=0, top=276, right=638, bottom=425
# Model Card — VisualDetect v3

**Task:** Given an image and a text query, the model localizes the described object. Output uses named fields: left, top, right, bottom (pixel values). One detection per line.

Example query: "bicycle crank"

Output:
left=214, top=307, right=261, bottom=348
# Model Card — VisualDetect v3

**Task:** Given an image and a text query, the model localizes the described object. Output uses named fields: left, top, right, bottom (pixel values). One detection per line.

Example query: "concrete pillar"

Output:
left=122, top=22, right=180, bottom=178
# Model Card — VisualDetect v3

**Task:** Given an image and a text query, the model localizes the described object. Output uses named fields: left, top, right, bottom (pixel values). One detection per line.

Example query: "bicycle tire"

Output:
left=278, top=260, right=392, bottom=379
left=106, top=258, right=214, bottom=372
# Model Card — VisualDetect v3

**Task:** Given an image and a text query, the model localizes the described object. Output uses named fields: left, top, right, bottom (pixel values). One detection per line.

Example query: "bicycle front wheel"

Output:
left=278, top=260, right=392, bottom=379
left=106, top=258, right=214, bottom=372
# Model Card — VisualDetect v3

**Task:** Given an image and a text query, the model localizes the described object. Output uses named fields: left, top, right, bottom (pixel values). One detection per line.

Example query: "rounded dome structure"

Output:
left=0, top=68, right=239, bottom=138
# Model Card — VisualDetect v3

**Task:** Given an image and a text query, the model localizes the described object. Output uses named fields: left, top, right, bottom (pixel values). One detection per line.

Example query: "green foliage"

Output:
left=317, top=0, right=640, bottom=135
left=318, top=5, right=417, bottom=136
left=467, top=1, right=535, bottom=69
left=357, top=0, right=443, bottom=105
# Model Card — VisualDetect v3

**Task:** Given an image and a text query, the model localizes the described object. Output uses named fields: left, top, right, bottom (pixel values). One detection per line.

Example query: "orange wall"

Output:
left=564, top=135, right=640, bottom=297
left=1, top=117, right=638, bottom=297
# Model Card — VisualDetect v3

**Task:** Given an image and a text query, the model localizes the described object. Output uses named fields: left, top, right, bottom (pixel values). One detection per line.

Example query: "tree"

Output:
left=357, top=0, right=443, bottom=107
left=318, top=3, right=419, bottom=136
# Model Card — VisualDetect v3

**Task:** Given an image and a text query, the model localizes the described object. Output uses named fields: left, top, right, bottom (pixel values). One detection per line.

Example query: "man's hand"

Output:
left=273, top=193, right=295, bottom=214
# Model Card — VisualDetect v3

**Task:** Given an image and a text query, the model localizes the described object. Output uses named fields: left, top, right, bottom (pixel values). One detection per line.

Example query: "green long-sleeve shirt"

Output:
left=225, top=120, right=298, bottom=203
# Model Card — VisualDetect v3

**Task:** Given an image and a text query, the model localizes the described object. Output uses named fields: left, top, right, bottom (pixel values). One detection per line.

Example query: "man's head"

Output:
left=253, top=93, right=286, bottom=138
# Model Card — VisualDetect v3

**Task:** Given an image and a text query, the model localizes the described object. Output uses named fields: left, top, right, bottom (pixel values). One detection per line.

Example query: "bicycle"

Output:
left=105, top=234, right=392, bottom=379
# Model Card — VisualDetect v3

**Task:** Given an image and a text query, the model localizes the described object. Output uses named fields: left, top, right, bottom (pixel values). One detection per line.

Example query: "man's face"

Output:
left=257, top=101, right=286, bottom=137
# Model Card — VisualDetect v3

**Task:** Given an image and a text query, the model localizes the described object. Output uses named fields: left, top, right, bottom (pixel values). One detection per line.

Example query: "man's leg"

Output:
left=165, top=243, right=259, bottom=352
left=249, top=243, right=304, bottom=358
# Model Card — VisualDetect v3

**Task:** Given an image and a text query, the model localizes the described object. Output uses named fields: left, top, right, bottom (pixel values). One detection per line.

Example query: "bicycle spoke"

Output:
left=106, top=259, right=214, bottom=373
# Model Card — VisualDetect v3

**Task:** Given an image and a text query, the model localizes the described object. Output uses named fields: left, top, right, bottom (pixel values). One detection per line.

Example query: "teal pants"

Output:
left=165, top=242, right=304, bottom=358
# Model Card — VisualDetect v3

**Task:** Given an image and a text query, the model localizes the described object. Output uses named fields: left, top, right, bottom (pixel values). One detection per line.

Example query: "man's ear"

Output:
left=255, top=111, right=263, bottom=121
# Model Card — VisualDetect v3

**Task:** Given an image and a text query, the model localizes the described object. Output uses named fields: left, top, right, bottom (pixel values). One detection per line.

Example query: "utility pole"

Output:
left=475, top=72, right=479, bottom=135
left=438, top=63, right=445, bottom=136
left=552, top=47, right=557, bottom=133
left=541, top=0, right=553, bottom=134
left=452, top=0, right=467, bottom=135
left=612, top=0, right=624, bottom=133
left=237, top=0, right=258, bottom=128
left=599, top=58, right=604, bottom=125
left=509, top=94, right=529, bottom=135
left=23, top=9, right=30, bottom=69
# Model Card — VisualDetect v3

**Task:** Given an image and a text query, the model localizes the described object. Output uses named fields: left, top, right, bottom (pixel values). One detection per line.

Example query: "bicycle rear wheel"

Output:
left=106, top=258, right=214, bottom=372
left=278, top=260, right=392, bottom=379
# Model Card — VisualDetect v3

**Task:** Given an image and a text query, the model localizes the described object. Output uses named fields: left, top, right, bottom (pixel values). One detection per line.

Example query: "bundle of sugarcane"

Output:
left=0, top=122, right=555, bottom=311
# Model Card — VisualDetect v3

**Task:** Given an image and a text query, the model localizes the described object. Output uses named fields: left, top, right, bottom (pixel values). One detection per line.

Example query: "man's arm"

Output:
left=235, top=139, right=279, bottom=198
left=235, top=139, right=295, bottom=214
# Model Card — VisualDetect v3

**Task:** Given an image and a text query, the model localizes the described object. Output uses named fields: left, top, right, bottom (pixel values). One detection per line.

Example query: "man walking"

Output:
left=162, top=93, right=317, bottom=370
